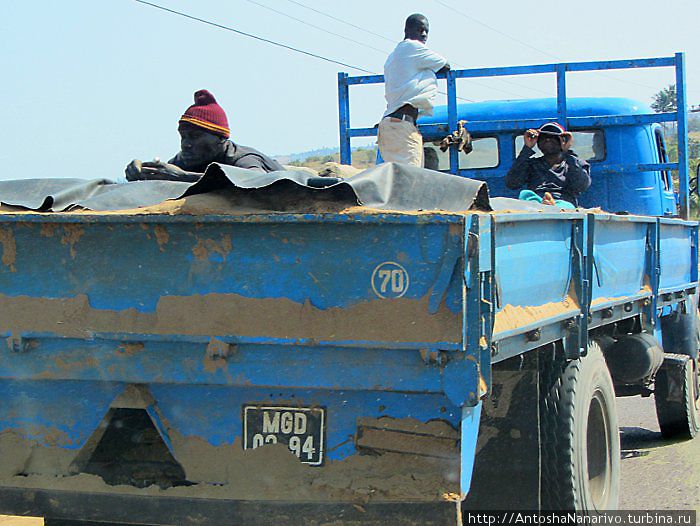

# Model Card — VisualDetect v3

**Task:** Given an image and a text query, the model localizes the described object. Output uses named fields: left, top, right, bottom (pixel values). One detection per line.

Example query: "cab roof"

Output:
left=420, top=97, right=652, bottom=126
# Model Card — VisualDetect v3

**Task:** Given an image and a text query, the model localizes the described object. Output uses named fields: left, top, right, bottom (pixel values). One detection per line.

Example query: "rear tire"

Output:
left=655, top=353, right=700, bottom=439
left=541, top=341, right=620, bottom=511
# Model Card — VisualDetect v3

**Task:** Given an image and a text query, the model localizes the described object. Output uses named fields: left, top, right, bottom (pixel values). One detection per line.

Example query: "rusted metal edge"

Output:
left=0, top=486, right=461, bottom=526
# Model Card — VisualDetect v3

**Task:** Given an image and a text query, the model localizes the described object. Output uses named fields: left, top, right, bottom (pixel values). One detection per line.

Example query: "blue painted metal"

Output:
left=590, top=216, right=651, bottom=302
left=460, top=402, right=482, bottom=497
left=675, top=53, right=690, bottom=219
left=424, top=97, right=653, bottom=124
left=0, top=212, right=483, bottom=482
left=446, top=69, right=459, bottom=175
left=448, top=57, right=674, bottom=79
left=556, top=63, right=567, bottom=128
left=493, top=218, right=575, bottom=310
left=691, top=225, right=698, bottom=285
left=0, top=205, right=698, bottom=508
left=337, top=72, right=351, bottom=165
left=658, top=221, right=694, bottom=290
left=338, top=54, right=689, bottom=218
left=0, top=218, right=465, bottom=317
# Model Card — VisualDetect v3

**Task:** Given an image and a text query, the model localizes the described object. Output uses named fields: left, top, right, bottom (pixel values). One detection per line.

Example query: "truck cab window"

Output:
left=423, top=137, right=499, bottom=171
left=515, top=130, right=605, bottom=161
left=654, top=128, right=671, bottom=191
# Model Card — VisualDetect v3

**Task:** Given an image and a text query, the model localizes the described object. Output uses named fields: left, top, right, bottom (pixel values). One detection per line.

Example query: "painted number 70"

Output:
left=371, top=262, right=409, bottom=299
left=378, top=269, right=405, bottom=294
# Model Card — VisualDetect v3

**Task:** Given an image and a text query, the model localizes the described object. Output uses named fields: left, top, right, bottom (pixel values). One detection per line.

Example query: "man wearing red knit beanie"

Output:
left=126, top=89, right=283, bottom=182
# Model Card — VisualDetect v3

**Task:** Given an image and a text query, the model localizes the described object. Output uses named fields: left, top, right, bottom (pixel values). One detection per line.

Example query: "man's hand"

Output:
left=125, top=159, right=144, bottom=181
left=542, top=192, right=556, bottom=206
left=139, top=160, right=189, bottom=180
left=126, top=159, right=199, bottom=182
left=437, top=63, right=451, bottom=75
left=560, top=132, right=573, bottom=152
left=524, top=129, right=539, bottom=149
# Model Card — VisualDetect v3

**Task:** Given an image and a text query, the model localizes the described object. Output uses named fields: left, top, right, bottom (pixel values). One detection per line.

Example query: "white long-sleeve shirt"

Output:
left=382, top=39, right=448, bottom=118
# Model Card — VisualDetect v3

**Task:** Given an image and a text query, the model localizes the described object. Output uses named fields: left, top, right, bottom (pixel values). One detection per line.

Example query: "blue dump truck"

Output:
left=0, top=54, right=696, bottom=525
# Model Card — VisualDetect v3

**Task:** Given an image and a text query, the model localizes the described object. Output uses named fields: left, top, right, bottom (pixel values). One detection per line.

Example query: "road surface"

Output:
left=618, top=395, right=700, bottom=510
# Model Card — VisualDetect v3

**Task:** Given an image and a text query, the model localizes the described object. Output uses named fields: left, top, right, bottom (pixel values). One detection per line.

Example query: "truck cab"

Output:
left=419, top=97, right=678, bottom=216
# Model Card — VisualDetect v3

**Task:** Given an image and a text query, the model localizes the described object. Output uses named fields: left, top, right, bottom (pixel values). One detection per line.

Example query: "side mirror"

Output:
left=690, top=164, right=700, bottom=196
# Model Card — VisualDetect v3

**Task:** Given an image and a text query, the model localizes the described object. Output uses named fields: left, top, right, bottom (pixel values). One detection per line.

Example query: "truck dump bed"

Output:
left=0, top=165, right=697, bottom=524
left=0, top=169, right=490, bottom=524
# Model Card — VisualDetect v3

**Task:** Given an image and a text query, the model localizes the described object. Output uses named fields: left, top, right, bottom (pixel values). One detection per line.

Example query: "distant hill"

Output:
left=275, top=146, right=377, bottom=171
left=275, top=147, right=339, bottom=165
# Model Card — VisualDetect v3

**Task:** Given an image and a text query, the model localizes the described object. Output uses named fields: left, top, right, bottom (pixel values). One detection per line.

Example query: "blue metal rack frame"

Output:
left=337, top=53, right=690, bottom=218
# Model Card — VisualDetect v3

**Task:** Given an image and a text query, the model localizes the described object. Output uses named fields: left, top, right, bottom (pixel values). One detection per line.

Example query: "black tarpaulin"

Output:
left=0, top=178, right=190, bottom=212
left=0, top=163, right=491, bottom=213
left=184, top=162, right=492, bottom=212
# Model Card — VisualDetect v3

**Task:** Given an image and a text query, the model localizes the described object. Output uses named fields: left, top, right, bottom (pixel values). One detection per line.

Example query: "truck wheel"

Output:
left=541, top=341, right=620, bottom=511
left=654, top=354, right=700, bottom=439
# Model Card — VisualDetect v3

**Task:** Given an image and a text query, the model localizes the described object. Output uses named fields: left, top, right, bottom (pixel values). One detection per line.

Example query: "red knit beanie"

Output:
left=179, top=89, right=230, bottom=138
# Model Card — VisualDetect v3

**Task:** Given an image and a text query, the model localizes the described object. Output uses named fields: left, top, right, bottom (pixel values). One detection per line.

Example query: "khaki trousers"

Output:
left=377, top=117, right=423, bottom=167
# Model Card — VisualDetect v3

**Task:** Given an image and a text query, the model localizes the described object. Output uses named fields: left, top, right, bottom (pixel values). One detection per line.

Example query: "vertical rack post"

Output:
left=337, top=72, right=351, bottom=165
left=675, top=53, right=689, bottom=219
left=446, top=70, right=459, bottom=174
left=556, top=63, right=568, bottom=129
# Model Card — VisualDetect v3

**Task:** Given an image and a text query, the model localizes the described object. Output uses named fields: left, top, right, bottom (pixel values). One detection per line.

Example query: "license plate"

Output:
left=243, top=405, right=325, bottom=466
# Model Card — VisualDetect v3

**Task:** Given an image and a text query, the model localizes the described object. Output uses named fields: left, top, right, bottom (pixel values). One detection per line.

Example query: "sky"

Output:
left=0, top=0, right=697, bottom=180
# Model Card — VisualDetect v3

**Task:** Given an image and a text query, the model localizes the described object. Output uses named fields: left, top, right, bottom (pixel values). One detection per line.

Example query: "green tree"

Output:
left=651, top=84, right=677, bottom=113
left=688, top=115, right=700, bottom=133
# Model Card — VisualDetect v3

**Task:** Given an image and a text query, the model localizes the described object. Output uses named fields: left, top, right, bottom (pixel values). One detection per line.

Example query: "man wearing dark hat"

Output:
left=126, top=90, right=283, bottom=182
left=505, top=122, right=591, bottom=208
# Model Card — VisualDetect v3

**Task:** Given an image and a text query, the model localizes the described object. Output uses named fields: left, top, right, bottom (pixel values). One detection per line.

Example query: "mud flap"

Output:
left=660, top=296, right=699, bottom=360
left=463, top=352, right=541, bottom=510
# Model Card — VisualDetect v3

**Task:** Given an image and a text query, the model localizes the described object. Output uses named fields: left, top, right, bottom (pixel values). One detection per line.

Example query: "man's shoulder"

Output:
left=398, top=39, right=428, bottom=51
left=390, top=39, right=430, bottom=56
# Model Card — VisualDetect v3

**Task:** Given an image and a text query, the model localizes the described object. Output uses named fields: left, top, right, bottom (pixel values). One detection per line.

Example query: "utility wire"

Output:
left=283, top=0, right=396, bottom=44
left=133, top=0, right=375, bottom=74
left=432, top=0, right=662, bottom=92
left=243, top=0, right=390, bottom=56
left=133, top=0, right=476, bottom=102
left=281, top=0, right=549, bottom=98
left=432, top=0, right=558, bottom=60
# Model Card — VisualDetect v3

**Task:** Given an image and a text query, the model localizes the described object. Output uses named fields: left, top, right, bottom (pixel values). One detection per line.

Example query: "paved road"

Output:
left=0, top=396, right=697, bottom=525
left=618, top=395, right=700, bottom=511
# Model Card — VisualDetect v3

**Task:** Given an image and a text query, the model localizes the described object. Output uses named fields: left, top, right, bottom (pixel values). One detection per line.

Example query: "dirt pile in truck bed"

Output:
left=0, top=416, right=461, bottom=503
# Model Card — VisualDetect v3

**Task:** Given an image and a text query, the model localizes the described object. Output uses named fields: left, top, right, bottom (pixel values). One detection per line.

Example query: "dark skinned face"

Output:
left=405, top=17, right=429, bottom=44
left=178, top=123, right=227, bottom=164
left=537, top=134, right=563, bottom=156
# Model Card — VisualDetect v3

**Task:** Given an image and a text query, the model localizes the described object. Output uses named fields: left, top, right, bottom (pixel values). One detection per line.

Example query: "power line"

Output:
left=258, top=0, right=555, bottom=99
left=133, top=0, right=375, bottom=74
left=243, top=0, right=390, bottom=56
left=432, top=0, right=662, bottom=93
left=432, top=0, right=558, bottom=61
left=281, top=0, right=549, bottom=98
left=283, top=0, right=396, bottom=45
left=134, top=0, right=477, bottom=103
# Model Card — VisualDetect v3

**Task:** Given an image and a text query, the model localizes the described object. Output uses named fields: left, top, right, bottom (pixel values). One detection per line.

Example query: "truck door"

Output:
left=655, top=126, right=677, bottom=215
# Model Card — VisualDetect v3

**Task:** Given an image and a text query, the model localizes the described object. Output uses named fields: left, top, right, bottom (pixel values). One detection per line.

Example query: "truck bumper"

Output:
left=0, top=487, right=462, bottom=526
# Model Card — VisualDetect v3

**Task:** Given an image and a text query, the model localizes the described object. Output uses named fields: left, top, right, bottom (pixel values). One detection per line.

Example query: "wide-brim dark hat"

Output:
left=537, top=122, right=567, bottom=136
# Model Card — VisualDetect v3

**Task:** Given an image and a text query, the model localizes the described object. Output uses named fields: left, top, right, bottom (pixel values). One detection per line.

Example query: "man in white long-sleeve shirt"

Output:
left=378, top=14, right=450, bottom=167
